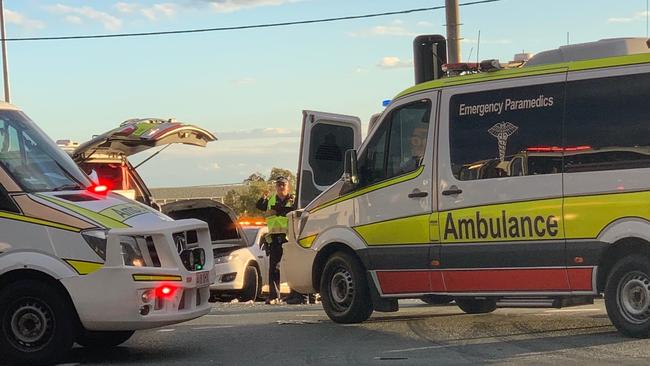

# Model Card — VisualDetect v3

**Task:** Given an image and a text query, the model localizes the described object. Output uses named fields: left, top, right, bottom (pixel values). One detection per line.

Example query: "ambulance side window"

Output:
left=564, top=73, right=650, bottom=173
left=357, top=100, right=431, bottom=188
left=0, top=183, right=18, bottom=213
left=449, top=83, right=564, bottom=180
left=357, top=117, right=389, bottom=187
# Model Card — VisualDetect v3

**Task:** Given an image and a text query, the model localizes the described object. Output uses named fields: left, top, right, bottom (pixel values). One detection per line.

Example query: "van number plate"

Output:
left=196, top=271, right=210, bottom=287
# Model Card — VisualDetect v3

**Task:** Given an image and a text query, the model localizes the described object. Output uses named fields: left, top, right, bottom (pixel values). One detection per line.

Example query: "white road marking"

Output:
left=191, top=325, right=234, bottom=330
left=158, top=328, right=175, bottom=332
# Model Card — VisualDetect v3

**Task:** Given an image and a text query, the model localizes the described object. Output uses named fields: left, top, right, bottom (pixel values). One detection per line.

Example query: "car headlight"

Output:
left=214, top=253, right=237, bottom=264
left=120, top=236, right=145, bottom=267
left=81, top=229, right=108, bottom=260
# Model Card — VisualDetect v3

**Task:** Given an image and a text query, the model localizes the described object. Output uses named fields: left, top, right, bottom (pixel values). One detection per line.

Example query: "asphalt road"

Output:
left=57, top=299, right=650, bottom=366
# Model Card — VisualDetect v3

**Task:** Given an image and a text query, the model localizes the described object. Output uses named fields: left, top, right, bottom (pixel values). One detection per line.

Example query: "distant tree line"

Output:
left=224, top=167, right=296, bottom=217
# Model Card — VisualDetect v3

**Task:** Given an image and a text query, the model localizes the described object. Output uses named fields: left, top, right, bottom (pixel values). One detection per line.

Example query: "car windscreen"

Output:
left=0, top=110, right=91, bottom=192
left=243, top=227, right=260, bottom=247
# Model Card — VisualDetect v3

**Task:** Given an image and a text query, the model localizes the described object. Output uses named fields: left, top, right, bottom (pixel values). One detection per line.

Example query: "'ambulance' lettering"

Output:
left=444, top=211, right=559, bottom=241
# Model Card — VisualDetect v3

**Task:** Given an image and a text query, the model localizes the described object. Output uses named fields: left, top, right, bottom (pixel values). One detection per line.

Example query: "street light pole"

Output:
left=0, top=0, right=10, bottom=103
left=445, top=0, right=461, bottom=64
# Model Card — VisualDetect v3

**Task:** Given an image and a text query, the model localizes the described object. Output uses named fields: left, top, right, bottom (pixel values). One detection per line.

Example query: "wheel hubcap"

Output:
left=6, top=299, right=54, bottom=350
left=330, top=267, right=354, bottom=310
left=617, top=271, right=650, bottom=324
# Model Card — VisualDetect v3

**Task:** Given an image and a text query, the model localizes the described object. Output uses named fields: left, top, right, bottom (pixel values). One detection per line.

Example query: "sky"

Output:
left=3, top=0, right=650, bottom=187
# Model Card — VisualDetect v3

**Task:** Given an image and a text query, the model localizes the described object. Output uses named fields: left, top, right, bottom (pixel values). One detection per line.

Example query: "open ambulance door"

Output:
left=296, top=111, right=362, bottom=208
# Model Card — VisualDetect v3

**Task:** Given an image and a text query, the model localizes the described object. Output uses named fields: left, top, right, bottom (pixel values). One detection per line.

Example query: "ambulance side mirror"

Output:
left=343, top=149, right=358, bottom=186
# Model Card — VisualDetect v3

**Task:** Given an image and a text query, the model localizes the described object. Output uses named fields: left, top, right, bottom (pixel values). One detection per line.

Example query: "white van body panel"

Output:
left=597, top=218, right=650, bottom=244
left=0, top=250, right=79, bottom=279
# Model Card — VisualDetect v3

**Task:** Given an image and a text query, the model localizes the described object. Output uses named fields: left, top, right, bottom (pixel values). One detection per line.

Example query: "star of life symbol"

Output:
left=488, top=122, right=518, bottom=161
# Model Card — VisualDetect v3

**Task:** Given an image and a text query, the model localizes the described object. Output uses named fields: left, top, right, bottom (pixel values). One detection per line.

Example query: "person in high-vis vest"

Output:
left=256, top=176, right=296, bottom=304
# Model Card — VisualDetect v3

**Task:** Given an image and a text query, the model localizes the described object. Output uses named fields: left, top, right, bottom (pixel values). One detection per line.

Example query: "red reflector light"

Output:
left=155, top=285, right=177, bottom=300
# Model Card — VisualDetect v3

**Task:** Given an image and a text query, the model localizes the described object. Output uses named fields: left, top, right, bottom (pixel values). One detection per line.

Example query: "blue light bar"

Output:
left=382, top=99, right=391, bottom=107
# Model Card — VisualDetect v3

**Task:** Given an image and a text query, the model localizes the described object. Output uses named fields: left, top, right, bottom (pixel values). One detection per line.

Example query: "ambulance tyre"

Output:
left=455, top=298, right=497, bottom=314
left=76, top=330, right=135, bottom=348
left=320, top=251, right=373, bottom=324
left=605, top=255, right=650, bottom=338
left=0, top=279, right=76, bottom=365
left=238, top=265, right=261, bottom=302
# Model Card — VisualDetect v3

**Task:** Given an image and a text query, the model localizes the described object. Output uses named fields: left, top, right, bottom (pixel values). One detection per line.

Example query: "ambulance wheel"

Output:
left=320, top=251, right=373, bottom=324
left=238, top=265, right=261, bottom=302
left=455, top=298, right=497, bottom=314
left=76, top=330, right=135, bottom=348
left=0, top=279, right=76, bottom=365
left=421, top=295, right=453, bottom=305
left=605, top=255, right=650, bottom=338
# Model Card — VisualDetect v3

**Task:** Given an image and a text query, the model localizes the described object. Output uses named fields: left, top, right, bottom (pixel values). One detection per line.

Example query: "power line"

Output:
left=2, top=0, right=499, bottom=42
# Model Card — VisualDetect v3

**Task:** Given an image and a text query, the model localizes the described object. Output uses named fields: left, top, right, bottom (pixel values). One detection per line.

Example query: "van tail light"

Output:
left=155, top=285, right=178, bottom=300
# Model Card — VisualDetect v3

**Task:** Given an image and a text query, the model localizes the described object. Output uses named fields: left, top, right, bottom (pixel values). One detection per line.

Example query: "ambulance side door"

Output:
left=296, top=111, right=362, bottom=209
left=353, top=94, right=437, bottom=296
left=437, top=73, right=569, bottom=295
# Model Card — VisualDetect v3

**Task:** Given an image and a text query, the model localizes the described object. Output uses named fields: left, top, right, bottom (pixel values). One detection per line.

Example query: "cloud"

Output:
left=230, top=77, right=257, bottom=86
left=200, top=0, right=302, bottom=13
left=416, top=21, right=433, bottom=27
left=218, top=127, right=300, bottom=140
left=114, top=2, right=177, bottom=21
left=349, top=20, right=416, bottom=37
left=4, top=9, right=45, bottom=30
left=47, top=4, right=122, bottom=30
left=198, top=162, right=221, bottom=171
left=607, top=11, right=649, bottom=24
left=377, top=56, right=413, bottom=69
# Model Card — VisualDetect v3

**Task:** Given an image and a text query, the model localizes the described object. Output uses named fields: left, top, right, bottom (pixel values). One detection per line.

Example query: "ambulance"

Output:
left=0, top=105, right=215, bottom=364
left=283, top=36, right=650, bottom=337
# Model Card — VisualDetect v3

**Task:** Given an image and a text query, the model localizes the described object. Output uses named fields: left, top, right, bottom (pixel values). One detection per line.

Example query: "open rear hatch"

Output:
left=72, top=118, right=217, bottom=160
left=162, top=199, right=247, bottom=257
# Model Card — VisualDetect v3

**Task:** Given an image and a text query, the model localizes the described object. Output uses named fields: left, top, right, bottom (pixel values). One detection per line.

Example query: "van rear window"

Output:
left=564, top=73, right=650, bottom=173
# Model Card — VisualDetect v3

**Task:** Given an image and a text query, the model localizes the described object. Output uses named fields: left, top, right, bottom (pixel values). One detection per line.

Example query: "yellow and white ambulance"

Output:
left=284, top=37, right=650, bottom=337
left=0, top=103, right=215, bottom=364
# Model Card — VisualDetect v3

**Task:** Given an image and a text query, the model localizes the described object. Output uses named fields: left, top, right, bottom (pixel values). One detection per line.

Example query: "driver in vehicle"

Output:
left=399, top=126, right=428, bottom=173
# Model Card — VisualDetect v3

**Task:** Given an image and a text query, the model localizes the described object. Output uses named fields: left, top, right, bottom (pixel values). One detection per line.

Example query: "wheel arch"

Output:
left=0, top=268, right=82, bottom=330
left=597, top=237, right=650, bottom=292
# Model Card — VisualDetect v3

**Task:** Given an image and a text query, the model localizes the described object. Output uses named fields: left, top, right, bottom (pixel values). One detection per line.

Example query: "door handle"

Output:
left=442, top=186, right=463, bottom=196
left=408, top=190, right=428, bottom=198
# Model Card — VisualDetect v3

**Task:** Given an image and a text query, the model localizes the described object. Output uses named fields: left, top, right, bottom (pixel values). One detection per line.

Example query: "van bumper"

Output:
left=63, top=219, right=216, bottom=331
left=281, top=240, right=316, bottom=294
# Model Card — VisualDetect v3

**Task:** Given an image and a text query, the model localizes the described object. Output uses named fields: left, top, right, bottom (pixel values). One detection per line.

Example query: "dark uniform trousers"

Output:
left=268, top=234, right=286, bottom=300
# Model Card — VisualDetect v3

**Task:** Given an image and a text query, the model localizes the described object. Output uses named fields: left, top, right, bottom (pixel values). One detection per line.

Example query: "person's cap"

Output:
left=275, top=176, right=289, bottom=184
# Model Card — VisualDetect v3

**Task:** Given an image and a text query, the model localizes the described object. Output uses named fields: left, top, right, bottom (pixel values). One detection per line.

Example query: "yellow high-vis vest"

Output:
left=266, top=194, right=293, bottom=234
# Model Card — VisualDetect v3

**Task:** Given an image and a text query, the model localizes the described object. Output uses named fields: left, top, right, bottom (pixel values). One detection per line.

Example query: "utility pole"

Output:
left=0, top=0, right=10, bottom=103
left=445, top=0, right=461, bottom=64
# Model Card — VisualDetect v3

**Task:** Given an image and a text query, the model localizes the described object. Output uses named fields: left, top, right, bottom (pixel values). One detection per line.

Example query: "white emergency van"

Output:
left=0, top=103, right=215, bottom=364
left=283, top=36, right=650, bottom=337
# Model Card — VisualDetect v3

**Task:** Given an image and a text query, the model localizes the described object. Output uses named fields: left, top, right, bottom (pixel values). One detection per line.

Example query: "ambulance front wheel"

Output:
left=320, top=251, right=373, bottom=324
left=0, top=279, right=77, bottom=365
left=605, top=254, right=650, bottom=338
left=76, top=330, right=135, bottom=348
left=455, top=297, right=497, bottom=314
